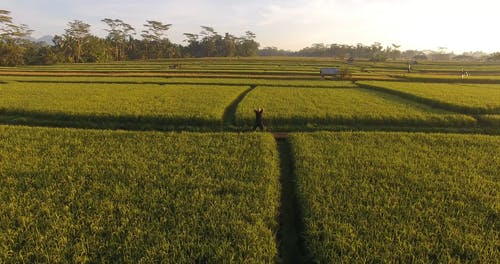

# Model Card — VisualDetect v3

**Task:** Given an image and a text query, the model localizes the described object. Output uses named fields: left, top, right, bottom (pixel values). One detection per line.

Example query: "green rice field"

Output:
left=236, top=86, right=476, bottom=128
left=291, top=132, right=499, bottom=263
left=0, top=57, right=499, bottom=262
left=0, top=82, right=247, bottom=127
left=359, top=81, right=500, bottom=114
left=478, top=114, right=500, bottom=126
left=0, top=75, right=358, bottom=89
left=0, top=126, right=280, bottom=263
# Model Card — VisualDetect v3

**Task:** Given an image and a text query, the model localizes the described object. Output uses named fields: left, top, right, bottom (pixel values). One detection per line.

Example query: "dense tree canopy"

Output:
left=102, top=18, right=135, bottom=61
left=182, top=27, right=259, bottom=58
left=0, top=10, right=261, bottom=66
left=0, top=9, right=497, bottom=66
left=0, top=9, right=34, bottom=66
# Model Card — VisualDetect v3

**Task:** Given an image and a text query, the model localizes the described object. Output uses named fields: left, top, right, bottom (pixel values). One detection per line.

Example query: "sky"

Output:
left=3, top=0, right=500, bottom=53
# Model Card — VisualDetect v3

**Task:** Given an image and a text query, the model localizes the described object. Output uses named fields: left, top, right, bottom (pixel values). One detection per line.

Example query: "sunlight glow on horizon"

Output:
left=3, top=0, right=500, bottom=53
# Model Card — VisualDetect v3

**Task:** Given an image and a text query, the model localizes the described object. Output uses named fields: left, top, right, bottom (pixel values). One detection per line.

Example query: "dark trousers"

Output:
left=253, top=123, right=264, bottom=131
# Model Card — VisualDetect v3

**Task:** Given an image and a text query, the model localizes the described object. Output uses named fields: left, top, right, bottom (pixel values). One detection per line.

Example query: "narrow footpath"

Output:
left=222, top=85, right=257, bottom=125
left=274, top=133, right=312, bottom=263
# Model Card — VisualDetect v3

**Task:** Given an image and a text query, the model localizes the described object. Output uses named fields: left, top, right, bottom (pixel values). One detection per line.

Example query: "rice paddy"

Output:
left=0, top=57, right=499, bottom=262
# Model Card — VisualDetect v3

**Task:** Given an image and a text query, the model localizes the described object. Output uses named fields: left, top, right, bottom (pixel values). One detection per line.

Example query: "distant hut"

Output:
left=320, top=68, right=340, bottom=79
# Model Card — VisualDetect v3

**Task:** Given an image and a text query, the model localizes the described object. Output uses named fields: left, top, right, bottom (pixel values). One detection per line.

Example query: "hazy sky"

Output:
left=3, top=0, right=500, bottom=53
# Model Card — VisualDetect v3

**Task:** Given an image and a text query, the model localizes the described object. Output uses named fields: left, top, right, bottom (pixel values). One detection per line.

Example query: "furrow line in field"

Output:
left=222, top=85, right=257, bottom=126
left=275, top=135, right=312, bottom=263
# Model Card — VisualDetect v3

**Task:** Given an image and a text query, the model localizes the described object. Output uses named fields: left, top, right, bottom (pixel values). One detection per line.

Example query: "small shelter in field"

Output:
left=320, top=67, right=340, bottom=78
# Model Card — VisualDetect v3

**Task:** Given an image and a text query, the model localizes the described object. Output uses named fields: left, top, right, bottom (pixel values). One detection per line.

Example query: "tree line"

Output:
left=260, top=43, right=500, bottom=62
left=2, top=9, right=499, bottom=66
left=0, top=10, right=260, bottom=66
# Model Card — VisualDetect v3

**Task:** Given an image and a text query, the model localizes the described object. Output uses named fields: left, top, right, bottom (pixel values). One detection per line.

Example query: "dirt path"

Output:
left=222, top=85, right=257, bottom=125
left=275, top=135, right=312, bottom=263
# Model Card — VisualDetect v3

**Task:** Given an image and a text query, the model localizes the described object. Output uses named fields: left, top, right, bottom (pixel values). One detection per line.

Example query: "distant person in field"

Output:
left=461, top=68, right=469, bottom=79
left=253, top=108, right=264, bottom=131
left=407, top=63, right=411, bottom=73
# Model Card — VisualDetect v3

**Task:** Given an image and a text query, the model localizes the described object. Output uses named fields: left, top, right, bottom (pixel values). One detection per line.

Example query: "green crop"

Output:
left=235, top=86, right=475, bottom=128
left=0, top=82, right=247, bottom=126
left=0, top=57, right=499, bottom=263
left=359, top=81, right=500, bottom=114
left=478, top=114, right=500, bottom=126
left=2, top=57, right=500, bottom=83
left=0, top=75, right=357, bottom=88
left=402, top=73, right=500, bottom=83
left=0, top=126, right=280, bottom=263
left=290, top=132, right=499, bottom=263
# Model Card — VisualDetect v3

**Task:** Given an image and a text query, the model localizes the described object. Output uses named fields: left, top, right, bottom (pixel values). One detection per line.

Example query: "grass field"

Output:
left=2, top=58, right=500, bottom=83
left=0, top=125, right=280, bottom=263
left=478, top=114, right=500, bottom=126
left=1, top=57, right=499, bottom=262
left=0, top=82, right=248, bottom=127
left=3, top=76, right=490, bottom=130
left=398, top=73, right=500, bottom=84
left=359, top=81, right=500, bottom=114
left=290, top=132, right=499, bottom=263
left=235, top=86, right=476, bottom=128
left=0, top=75, right=357, bottom=88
